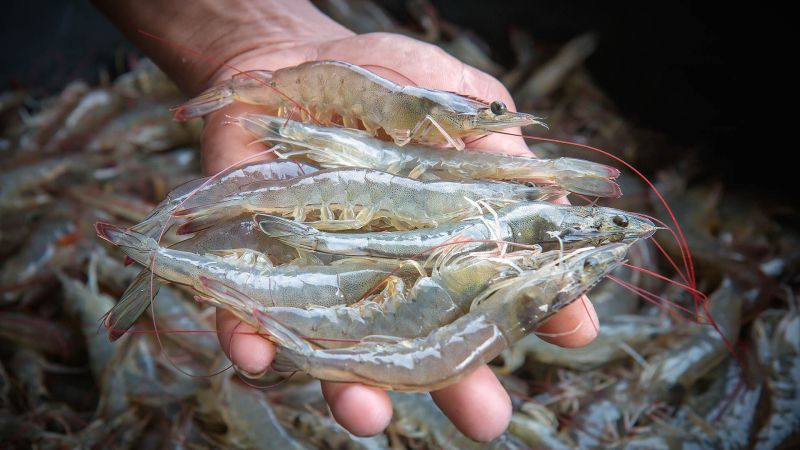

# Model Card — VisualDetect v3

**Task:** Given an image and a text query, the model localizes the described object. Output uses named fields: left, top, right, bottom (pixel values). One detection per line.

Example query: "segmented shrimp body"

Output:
left=232, top=244, right=630, bottom=391
left=172, top=167, right=564, bottom=233
left=96, top=223, right=400, bottom=310
left=256, top=201, right=657, bottom=259
left=239, top=114, right=622, bottom=198
left=204, top=250, right=559, bottom=348
left=175, top=60, right=545, bottom=149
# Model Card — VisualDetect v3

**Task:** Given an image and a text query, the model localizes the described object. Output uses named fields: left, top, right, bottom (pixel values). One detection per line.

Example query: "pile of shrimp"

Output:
left=2, top=9, right=799, bottom=450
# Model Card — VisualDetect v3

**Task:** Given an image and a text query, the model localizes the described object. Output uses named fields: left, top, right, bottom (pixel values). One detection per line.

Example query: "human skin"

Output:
left=96, top=0, right=600, bottom=441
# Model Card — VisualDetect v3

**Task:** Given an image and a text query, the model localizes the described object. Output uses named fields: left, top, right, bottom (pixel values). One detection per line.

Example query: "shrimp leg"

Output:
left=202, top=244, right=629, bottom=391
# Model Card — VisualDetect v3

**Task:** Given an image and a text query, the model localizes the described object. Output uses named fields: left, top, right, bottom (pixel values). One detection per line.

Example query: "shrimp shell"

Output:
left=172, top=167, right=564, bottom=233
left=206, top=244, right=629, bottom=391
left=256, top=201, right=657, bottom=259
left=239, top=113, right=622, bottom=198
left=175, top=60, right=545, bottom=149
left=96, top=223, right=400, bottom=310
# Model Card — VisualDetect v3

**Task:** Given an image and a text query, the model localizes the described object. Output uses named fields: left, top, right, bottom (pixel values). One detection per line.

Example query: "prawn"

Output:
left=238, top=113, right=622, bottom=197
left=214, top=243, right=629, bottom=391
left=199, top=249, right=554, bottom=348
left=256, top=201, right=657, bottom=259
left=106, top=216, right=306, bottom=340
left=174, top=60, right=546, bottom=149
left=171, top=167, right=564, bottom=233
left=95, top=223, right=405, bottom=310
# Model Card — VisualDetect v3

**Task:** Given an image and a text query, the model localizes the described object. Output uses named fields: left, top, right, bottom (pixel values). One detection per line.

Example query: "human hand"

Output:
left=97, top=0, right=600, bottom=441
left=203, top=32, right=600, bottom=441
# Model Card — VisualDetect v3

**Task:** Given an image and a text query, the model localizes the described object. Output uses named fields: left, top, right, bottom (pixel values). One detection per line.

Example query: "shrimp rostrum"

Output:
left=257, top=201, right=657, bottom=259
left=174, top=60, right=545, bottom=149
left=202, top=243, right=630, bottom=391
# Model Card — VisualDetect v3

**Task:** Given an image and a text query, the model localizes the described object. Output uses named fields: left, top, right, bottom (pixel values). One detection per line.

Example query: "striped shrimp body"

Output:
left=222, top=243, right=629, bottom=392
left=201, top=249, right=559, bottom=348
left=172, top=167, right=564, bottom=233
left=174, top=60, right=545, bottom=149
left=95, top=223, right=401, bottom=310
left=256, top=201, right=658, bottom=259
left=106, top=216, right=304, bottom=341
left=239, top=114, right=622, bottom=198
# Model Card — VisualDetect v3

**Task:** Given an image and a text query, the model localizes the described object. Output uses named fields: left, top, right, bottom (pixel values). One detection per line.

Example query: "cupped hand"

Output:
left=202, top=32, right=600, bottom=441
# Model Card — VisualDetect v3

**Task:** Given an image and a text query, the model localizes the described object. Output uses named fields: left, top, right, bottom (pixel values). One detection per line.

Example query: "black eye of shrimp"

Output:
left=584, top=257, right=599, bottom=269
left=490, top=101, right=507, bottom=115
left=613, top=215, right=629, bottom=227
left=525, top=181, right=536, bottom=188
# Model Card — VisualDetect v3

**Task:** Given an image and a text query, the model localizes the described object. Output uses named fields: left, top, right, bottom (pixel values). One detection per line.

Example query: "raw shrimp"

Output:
left=0, top=157, right=74, bottom=212
left=202, top=374, right=311, bottom=450
left=1, top=218, right=77, bottom=301
left=132, top=159, right=318, bottom=238
left=238, top=113, right=622, bottom=197
left=257, top=201, right=656, bottom=259
left=173, top=167, right=564, bottom=233
left=639, top=278, right=743, bottom=403
left=508, top=402, right=572, bottom=450
left=752, top=309, right=800, bottom=450
left=86, top=101, right=201, bottom=154
left=273, top=404, right=389, bottom=450
left=174, top=60, right=546, bottom=149
left=616, top=359, right=763, bottom=450
left=230, top=243, right=629, bottom=391
left=201, top=249, right=554, bottom=347
left=106, top=216, right=305, bottom=340
left=111, top=58, right=181, bottom=99
left=500, top=314, right=671, bottom=372
left=96, top=223, right=404, bottom=310
left=389, top=392, right=527, bottom=449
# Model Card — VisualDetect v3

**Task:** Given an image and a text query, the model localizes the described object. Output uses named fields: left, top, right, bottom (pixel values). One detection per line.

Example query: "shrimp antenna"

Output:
left=491, top=130, right=697, bottom=292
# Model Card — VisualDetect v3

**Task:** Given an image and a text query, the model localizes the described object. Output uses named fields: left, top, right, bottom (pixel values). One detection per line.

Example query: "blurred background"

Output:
left=1, top=1, right=790, bottom=198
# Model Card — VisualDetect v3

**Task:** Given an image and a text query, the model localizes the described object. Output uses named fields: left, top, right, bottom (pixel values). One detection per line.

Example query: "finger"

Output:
left=201, top=103, right=279, bottom=175
left=215, top=309, right=275, bottom=376
left=535, top=295, right=599, bottom=348
left=321, top=381, right=393, bottom=437
left=431, top=365, right=511, bottom=442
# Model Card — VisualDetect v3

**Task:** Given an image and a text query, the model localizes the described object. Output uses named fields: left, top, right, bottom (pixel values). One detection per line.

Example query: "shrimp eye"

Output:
left=584, top=257, right=599, bottom=269
left=525, top=181, right=536, bottom=188
left=613, top=215, right=629, bottom=227
left=490, top=101, right=507, bottom=115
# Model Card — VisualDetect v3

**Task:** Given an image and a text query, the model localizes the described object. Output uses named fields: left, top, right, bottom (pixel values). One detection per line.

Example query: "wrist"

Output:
left=95, top=0, right=352, bottom=95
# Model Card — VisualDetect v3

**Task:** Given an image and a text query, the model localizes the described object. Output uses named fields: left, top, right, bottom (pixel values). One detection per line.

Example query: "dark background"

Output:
left=1, top=1, right=790, bottom=198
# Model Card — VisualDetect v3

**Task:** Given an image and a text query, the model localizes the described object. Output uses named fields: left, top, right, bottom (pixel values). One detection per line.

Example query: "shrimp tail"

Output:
left=256, top=214, right=321, bottom=251
left=173, top=70, right=275, bottom=120
left=172, top=199, right=244, bottom=235
left=558, top=174, right=622, bottom=198
left=172, top=84, right=234, bottom=121
left=105, top=269, right=160, bottom=341
left=252, top=311, right=312, bottom=373
left=95, top=222, right=158, bottom=267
